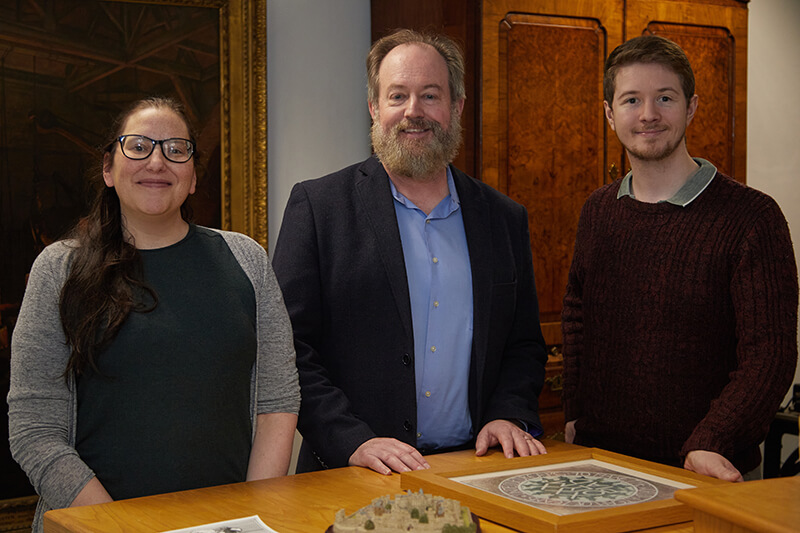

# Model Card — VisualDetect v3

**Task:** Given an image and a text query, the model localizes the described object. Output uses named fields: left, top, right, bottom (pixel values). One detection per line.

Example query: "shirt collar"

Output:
left=617, top=158, right=717, bottom=207
left=389, top=166, right=461, bottom=217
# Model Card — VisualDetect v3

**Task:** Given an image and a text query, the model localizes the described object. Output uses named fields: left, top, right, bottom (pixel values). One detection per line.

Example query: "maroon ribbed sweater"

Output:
left=562, top=173, right=798, bottom=473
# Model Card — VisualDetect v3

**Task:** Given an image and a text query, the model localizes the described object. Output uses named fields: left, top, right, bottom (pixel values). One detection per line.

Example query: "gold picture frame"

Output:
left=401, top=448, right=728, bottom=533
left=116, top=0, right=268, bottom=246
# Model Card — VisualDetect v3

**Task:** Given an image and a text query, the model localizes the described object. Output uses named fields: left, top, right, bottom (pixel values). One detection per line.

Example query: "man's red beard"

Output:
left=371, top=109, right=462, bottom=180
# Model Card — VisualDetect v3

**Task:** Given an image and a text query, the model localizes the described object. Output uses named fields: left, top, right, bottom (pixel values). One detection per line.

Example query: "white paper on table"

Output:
left=160, top=514, right=280, bottom=533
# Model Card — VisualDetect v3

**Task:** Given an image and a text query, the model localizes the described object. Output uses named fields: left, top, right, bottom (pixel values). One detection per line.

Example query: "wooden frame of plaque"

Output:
left=401, top=448, right=728, bottom=533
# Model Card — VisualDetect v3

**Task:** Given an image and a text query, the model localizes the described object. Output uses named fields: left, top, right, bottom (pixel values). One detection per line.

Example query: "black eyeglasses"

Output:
left=108, top=135, right=195, bottom=163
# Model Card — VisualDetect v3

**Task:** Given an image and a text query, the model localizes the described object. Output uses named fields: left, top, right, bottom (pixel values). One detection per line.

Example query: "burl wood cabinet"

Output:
left=372, top=0, right=748, bottom=437
left=372, top=0, right=748, bottom=345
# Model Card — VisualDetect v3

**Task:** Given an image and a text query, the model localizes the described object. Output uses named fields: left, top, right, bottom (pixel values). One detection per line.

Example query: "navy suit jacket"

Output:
left=272, top=156, right=547, bottom=472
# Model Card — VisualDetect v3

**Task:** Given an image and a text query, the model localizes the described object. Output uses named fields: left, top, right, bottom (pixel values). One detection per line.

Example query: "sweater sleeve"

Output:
left=681, top=199, right=798, bottom=462
left=217, top=230, right=300, bottom=417
left=7, top=243, right=95, bottom=511
left=561, top=199, right=591, bottom=423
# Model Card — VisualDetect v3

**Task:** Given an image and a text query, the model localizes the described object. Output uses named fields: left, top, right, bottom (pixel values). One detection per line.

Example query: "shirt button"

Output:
left=417, top=432, right=422, bottom=438
left=432, top=257, right=439, bottom=264
left=433, top=301, right=439, bottom=308
left=430, top=346, right=436, bottom=353
left=425, top=391, right=431, bottom=397
left=425, top=220, right=431, bottom=224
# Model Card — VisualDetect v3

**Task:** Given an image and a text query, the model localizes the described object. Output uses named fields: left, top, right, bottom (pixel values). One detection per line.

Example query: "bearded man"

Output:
left=272, top=29, right=549, bottom=474
left=562, top=35, right=798, bottom=481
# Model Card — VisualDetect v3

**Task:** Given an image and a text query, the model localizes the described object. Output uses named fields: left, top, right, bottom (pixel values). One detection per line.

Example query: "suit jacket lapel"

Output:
left=354, top=157, right=414, bottom=342
left=453, top=167, right=492, bottom=404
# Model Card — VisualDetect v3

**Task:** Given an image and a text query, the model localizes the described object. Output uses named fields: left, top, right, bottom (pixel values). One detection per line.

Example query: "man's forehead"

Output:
left=614, top=62, right=682, bottom=89
left=384, top=41, right=439, bottom=60
left=379, top=42, right=447, bottom=78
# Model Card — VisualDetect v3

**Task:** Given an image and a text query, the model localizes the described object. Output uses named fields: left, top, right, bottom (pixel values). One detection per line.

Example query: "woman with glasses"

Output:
left=8, top=96, right=300, bottom=531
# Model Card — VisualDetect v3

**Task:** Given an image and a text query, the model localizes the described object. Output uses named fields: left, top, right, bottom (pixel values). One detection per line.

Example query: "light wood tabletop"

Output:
left=43, top=440, right=695, bottom=533
left=675, top=475, right=800, bottom=533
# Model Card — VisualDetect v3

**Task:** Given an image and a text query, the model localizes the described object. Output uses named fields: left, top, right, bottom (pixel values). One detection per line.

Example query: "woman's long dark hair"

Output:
left=60, top=96, right=196, bottom=378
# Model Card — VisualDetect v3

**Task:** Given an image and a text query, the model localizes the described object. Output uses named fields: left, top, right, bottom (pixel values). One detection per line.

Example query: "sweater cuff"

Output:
left=680, top=429, right=734, bottom=462
left=38, top=454, right=96, bottom=511
left=562, top=399, right=581, bottom=423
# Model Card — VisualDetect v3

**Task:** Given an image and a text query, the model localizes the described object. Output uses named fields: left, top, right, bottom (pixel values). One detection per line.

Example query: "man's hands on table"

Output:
left=567, top=420, right=743, bottom=482
left=475, top=419, right=547, bottom=458
left=684, top=450, right=743, bottom=482
left=565, top=420, right=576, bottom=444
left=349, top=419, right=547, bottom=475
left=349, top=437, right=430, bottom=475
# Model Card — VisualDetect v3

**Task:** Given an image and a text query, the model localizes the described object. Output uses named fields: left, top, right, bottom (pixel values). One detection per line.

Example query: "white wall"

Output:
left=266, top=0, right=371, bottom=474
left=267, top=0, right=372, bottom=254
left=266, top=0, right=800, bottom=471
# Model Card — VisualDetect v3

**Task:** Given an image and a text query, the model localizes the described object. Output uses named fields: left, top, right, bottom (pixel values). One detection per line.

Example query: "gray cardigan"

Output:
left=7, top=227, right=300, bottom=531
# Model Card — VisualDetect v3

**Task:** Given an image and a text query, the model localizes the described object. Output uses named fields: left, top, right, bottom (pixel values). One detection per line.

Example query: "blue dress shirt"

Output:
left=390, top=169, right=474, bottom=449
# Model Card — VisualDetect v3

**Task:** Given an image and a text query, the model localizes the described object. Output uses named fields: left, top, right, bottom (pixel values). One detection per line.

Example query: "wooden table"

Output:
left=43, top=440, right=693, bottom=533
left=675, top=475, right=800, bottom=533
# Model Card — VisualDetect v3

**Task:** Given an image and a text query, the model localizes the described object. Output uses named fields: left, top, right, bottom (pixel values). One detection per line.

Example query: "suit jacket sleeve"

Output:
left=272, top=182, right=377, bottom=468
left=481, top=205, right=547, bottom=432
left=455, top=169, right=547, bottom=435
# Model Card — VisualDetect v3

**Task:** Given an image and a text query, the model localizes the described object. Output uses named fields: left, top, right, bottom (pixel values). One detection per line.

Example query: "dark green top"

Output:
left=75, top=225, right=257, bottom=500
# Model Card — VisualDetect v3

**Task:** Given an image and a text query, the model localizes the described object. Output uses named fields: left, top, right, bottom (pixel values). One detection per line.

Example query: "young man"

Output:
left=562, top=35, right=798, bottom=481
left=273, top=29, right=548, bottom=475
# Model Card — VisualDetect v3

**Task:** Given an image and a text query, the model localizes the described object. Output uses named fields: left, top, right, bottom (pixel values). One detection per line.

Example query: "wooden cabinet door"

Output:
left=372, top=0, right=748, bottom=346
left=625, top=0, right=748, bottom=181
left=481, top=0, right=625, bottom=345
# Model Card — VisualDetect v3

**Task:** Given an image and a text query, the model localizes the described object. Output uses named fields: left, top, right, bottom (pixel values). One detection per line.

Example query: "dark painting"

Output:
left=0, top=0, right=222, bottom=500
